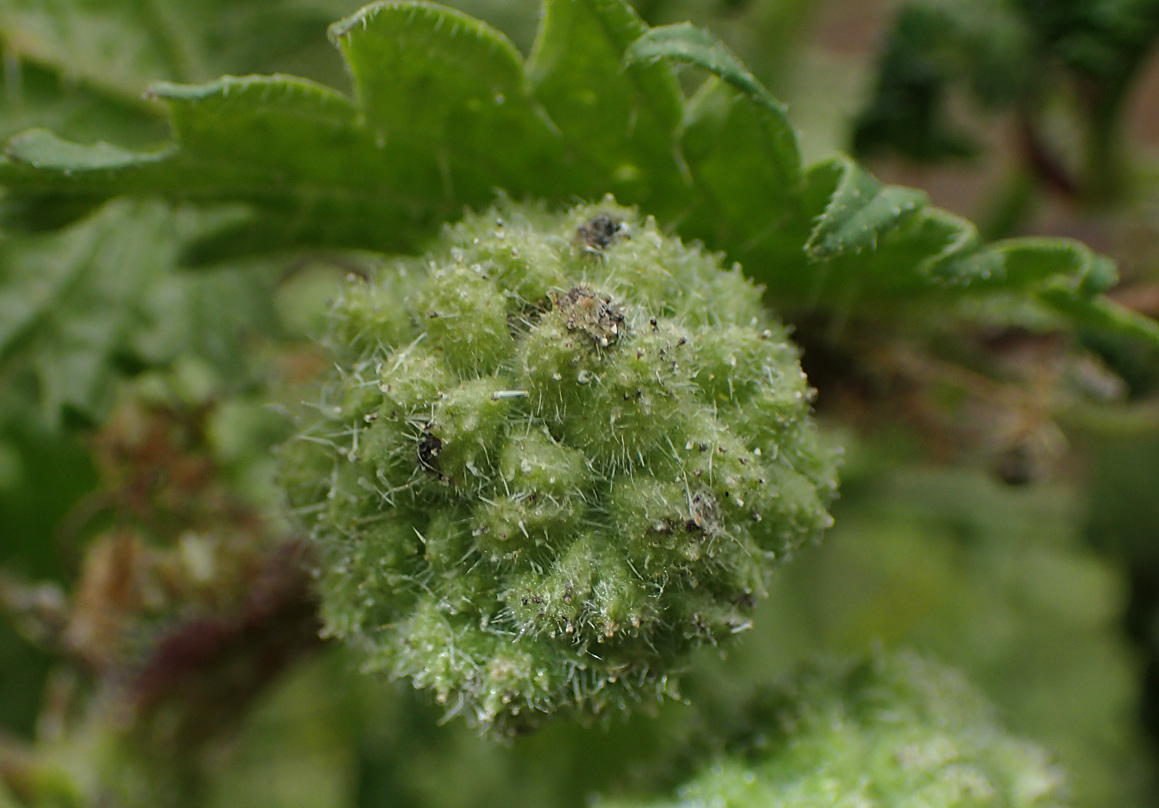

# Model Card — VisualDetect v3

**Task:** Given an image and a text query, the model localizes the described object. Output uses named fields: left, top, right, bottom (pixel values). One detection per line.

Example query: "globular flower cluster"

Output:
left=601, top=651, right=1068, bottom=808
left=279, top=198, right=837, bottom=734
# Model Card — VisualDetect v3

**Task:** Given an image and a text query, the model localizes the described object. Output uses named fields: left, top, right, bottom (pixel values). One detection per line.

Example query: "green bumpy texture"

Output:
left=279, top=198, right=837, bottom=734
left=602, top=651, right=1068, bottom=808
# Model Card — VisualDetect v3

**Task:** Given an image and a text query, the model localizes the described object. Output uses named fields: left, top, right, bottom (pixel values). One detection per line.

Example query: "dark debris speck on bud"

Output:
left=417, top=432, right=443, bottom=474
left=555, top=286, right=626, bottom=348
left=576, top=213, right=624, bottom=252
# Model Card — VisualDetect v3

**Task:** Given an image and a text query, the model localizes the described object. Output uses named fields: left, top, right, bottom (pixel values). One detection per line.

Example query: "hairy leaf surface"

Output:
left=0, top=0, right=1155, bottom=355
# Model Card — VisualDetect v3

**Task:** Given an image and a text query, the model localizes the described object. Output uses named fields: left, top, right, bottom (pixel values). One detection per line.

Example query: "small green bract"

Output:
left=280, top=198, right=837, bottom=735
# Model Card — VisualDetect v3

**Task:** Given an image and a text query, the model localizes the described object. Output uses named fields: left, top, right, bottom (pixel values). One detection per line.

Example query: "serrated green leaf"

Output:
left=0, top=76, right=449, bottom=256
left=526, top=0, right=688, bottom=209
left=152, top=73, right=449, bottom=254
left=151, top=76, right=361, bottom=170
left=0, top=0, right=370, bottom=100
left=330, top=1, right=563, bottom=200
left=811, top=207, right=1002, bottom=304
left=0, top=5, right=572, bottom=256
left=906, top=208, right=1002, bottom=287
left=804, top=154, right=927, bottom=259
left=1, top=0, right=1156, bottom=355
left=625, top=21, right=801, bottom=185
left=4, top=128, right=170, bottom=172
left=730, top=166, right=994, bottom=306
left=677, top=76, right=801, bottom=258
left=996, top=237, right=1119, bottom=294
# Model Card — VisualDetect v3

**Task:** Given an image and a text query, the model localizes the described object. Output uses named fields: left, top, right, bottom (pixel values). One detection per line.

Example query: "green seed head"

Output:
left=600, top=651, right=1069, bottom=808
left=279, top=198, right=838, bottom=735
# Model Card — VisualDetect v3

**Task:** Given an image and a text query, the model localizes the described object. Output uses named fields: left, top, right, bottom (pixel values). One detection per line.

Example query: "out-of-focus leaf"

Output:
left=0, top=200, right=280, bottom=425
left=687, top=456, right=1152, bottom=808
left=0, top=200, right=176, bottom=421
left=0, top=621, right=53, bottom=739
left=853, top=0, right=1159, bottom=162
left=0, top=0, right=370, bottom=99
left=1037, top=287, right=1159, bottom=350
left=1017, top=0, right=1159, bottom=87
left=852, top=0, right=1033, bottom=160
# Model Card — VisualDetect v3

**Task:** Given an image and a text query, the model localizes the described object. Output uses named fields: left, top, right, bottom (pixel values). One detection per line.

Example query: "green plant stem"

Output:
left=1083, top=91, right=1128, bottom=203
left=979, top=167, right=1037, bottom=241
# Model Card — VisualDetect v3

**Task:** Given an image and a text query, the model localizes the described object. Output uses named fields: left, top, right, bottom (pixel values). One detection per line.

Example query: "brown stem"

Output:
left=1017, top=112, right=1081, bottom=198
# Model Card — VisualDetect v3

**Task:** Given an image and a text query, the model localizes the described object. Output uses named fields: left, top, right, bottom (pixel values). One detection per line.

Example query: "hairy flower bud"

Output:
left=279, top=198, right=838, bottom=734
left=600, top=651, right=1068, bottom=808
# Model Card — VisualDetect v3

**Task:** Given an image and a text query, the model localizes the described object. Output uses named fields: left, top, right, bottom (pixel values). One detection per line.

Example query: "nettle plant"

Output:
left=1, top=0, right=1157, bottom=806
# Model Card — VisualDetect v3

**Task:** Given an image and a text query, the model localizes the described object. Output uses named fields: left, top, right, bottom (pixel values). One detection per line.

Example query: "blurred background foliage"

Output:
left=2, top=0, right=1159, bottom=806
